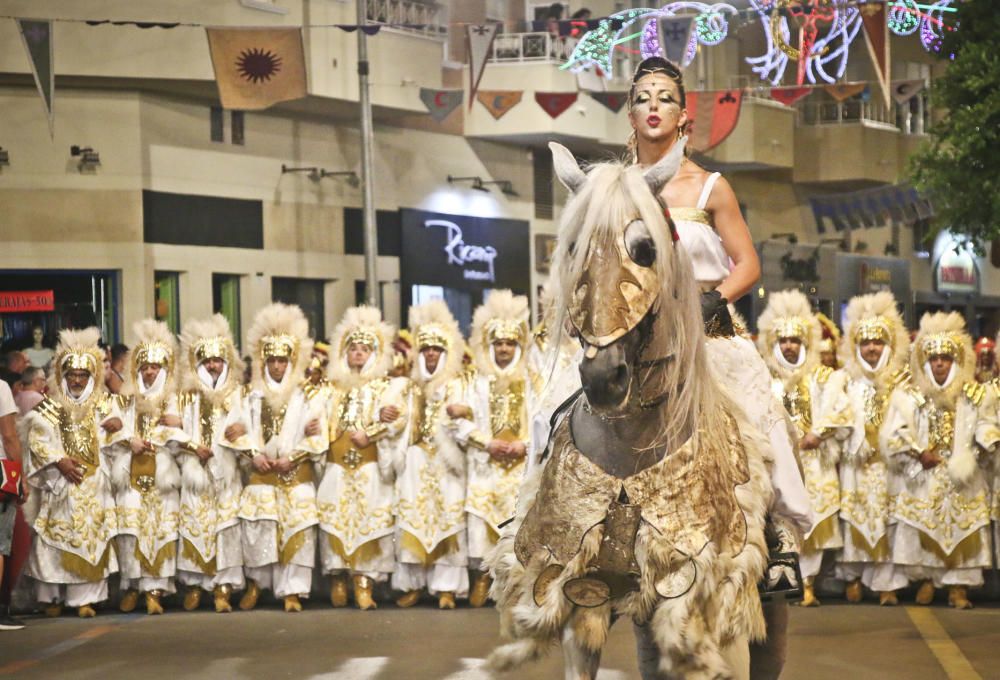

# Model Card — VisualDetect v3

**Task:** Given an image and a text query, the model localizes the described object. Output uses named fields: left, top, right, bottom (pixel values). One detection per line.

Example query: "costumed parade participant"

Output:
left=974, top=336, right=996, bottom=384
left=238, top=303, right=327, bottom=613
left=758, top=289, right=851, bottom=607
left=319, top=306, right=407, bottom=610
left=976, top=332, right=1000, bottom=576
left=624, top=56, right=810, bottom=679
left=882, top=312, right=990, bottom=608
left=393, top=300, right=469, bottom=609
left=834, top=293, right=910, bottom=605
left=112, top=320, right=186, bottom=615
left=817, top=313, right=842, bottom=369
left=452, top=290, right=535, bottom=608
left=22, top=328, right=127, bottom=617
left=176, top=314, right=253, bottom=613
left=486, top=141, right=770, bottom=680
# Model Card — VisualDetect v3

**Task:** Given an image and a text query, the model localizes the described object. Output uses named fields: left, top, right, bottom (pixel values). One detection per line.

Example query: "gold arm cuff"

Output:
left=468, top=431, right=490, bottom=451
left=364, top=423, right=388, bottom=442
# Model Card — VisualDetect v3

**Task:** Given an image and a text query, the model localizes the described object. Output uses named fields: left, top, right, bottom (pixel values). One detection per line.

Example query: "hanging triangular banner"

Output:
left=891, top=79, right=925, bottom=105
left=17, top=20, right=54, bottom=137
left=589, top=91, right=628, bottom=113
left=656, top=15, right=694, bottom=65
left=476, top=90, right=523, bottom=120
left=419, top=88, right=463, bottom=122
left=206, top=28, right=307, bottom=110
left=467, top=24, right=499, bottom=110
left=770, top=86, right=812, bottom=107
left=824, top=82, right=867, bottom=102
left=535, top=92, right=578, bottom=119
left=686, top=90, right=743, bottom=152
left=860, top=5, right=891, bottom=109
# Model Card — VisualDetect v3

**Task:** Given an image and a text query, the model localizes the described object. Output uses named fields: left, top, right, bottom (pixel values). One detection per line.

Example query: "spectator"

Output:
left=15, top=367, right=46, bottom=416
left=0, top=379, right=26, bottom=630
left=105, top=343, right=129, bottom=394
left=0, top=352, right=28, bottom=389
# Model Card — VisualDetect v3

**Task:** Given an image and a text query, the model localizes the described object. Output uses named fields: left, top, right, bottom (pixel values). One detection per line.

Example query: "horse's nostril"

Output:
left=614, top=364, right=628, bottom=384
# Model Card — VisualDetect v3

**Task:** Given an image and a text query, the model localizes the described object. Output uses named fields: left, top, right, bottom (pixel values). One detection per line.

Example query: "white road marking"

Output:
left=306, top=656, right=391, bottom=680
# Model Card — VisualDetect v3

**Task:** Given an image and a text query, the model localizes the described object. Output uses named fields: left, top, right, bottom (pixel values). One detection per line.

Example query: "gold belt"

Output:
left=249, top=464, right=315, bottom=487
left=72, top=457, right=99, bottom=482
left=328, top=432, right=378, bottom=470
left=130, top=452, right=157, bottom=492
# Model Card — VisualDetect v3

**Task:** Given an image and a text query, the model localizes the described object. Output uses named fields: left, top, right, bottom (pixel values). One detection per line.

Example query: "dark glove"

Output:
left=700, top=290, right=734, bottom=337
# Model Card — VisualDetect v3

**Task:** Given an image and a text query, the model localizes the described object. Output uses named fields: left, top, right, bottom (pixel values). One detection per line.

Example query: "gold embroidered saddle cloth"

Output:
left=514, top=413, right=751, bottom=598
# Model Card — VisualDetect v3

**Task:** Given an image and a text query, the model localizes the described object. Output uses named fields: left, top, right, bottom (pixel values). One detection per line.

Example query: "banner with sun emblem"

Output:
left=206, top=27, right=307, bottom=111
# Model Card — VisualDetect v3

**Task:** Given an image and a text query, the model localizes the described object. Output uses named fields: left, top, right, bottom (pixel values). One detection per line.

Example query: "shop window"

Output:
left=273, top=277, right=325, bottom=339
left=154, top=271, right=181, bottom=334
left=212, top=274, right=241, bottom=347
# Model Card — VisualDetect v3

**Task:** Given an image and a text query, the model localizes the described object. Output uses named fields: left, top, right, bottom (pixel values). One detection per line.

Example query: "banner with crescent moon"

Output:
left=419, top=88, right=463, bottom=121
left=824, top=82, right=867, bottom=102
left=476, top=90, right=523, bottom=120
left=589, top=91, right=628, bottom=113
left=769, top=86, right=812, bottom=107
left=535, top=92, right=578, bottom=119
left=685, top=90, right=743, bottom=152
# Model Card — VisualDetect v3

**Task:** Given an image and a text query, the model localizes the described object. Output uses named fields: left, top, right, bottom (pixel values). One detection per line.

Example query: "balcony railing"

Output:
left=490, top=31, right=575, bottom=63
left=366, top=0, right=446, bottom=39
left=797, top=100, right=898, bottom=128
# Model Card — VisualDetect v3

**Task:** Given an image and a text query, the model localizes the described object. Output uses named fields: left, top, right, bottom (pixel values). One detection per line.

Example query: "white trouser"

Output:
left=36, top=580, right=108, bottom=608
left=320, top=532, right=394, bottom=581
left=904, top=566, right=984, bottom=588
left=835, top=562, right=908, bottom=592
left=799, top=549, right=825, bottom=581
left=467, top=515, right=497, bottom=570
left=176, top=566, right=245, bottom=590
left=392, top=563, right=470, bottom=597
left=245, top=564, right=313, bottom=599
left=120, top=576, right=175, bottom=594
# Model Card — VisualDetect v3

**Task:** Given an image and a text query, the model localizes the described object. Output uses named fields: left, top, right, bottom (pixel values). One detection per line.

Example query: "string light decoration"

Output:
left=563, top=0, right=959, bottom=83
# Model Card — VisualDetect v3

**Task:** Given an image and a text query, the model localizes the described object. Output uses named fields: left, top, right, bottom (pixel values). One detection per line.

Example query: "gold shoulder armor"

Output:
left=963, top=380, right=987, bottom=406
left=814, top=365, right=834, bottom=384
left=33, top=395, right=63, bottom=426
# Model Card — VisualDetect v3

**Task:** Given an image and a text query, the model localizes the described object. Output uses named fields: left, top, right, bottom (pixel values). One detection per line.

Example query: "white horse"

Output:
left=486, top=142, right=772, bottom=680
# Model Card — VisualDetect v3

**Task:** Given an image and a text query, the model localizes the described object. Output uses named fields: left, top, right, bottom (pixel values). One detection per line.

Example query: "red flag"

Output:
left=770, top=86, right=812, bottom=107
left=535, top=92, right=578, bottom=119
left=686, top=90, right=743, bottom=152
left=589, top=91, right=628, bottom=113
left=861, top=5, right=891, bottom=108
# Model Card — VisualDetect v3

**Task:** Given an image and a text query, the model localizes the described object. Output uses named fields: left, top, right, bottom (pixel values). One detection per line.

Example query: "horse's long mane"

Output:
left=548, top=160, right=733, bottom=452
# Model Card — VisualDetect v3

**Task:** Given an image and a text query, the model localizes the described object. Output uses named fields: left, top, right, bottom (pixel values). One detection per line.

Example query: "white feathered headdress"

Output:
left=409, top=299, right=466, bottom=391
left=470, top=290, right=530, bottom=382
left=48, top=326, right=107, bottom=411
left=247, top=303, right=313, bottom=407
left=757, top=289, right=821, bottom=388
left=911, top=311, right=974, bottom=409
left=327, top=305, right=394, bottom=390
left=121, top=318, right=178, bottom=410
left=179, top=314, right=244, bottom=403
left=840, top=291, right=909, bottom=389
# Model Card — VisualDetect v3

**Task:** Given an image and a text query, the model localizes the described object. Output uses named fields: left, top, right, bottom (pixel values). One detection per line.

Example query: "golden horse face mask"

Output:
left=570, top=219, right=660, bottom=348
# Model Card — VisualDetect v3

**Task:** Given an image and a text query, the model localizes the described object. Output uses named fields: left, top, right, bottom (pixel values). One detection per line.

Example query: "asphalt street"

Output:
left=1, top=596, right=998, bottom=679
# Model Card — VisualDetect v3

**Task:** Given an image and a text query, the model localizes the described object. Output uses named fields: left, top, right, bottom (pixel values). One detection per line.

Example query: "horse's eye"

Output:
left=568, top=240, right=577, bottom=257
left=624, top=220, right=656, bottom=267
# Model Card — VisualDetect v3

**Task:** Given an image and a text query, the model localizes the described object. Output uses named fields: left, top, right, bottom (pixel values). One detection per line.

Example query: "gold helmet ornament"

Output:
left=911, top=311, right=974, bottom=405
left=757, top=289, right=821, bottom=385
left=327, top=305, right=394, bottom=389
left=179, top=314, right=243, bottom=397
left=840, top=291, right=909, bottom=383
left=409, top=299, right=466, bottom=387
left=470, top=290, right=530, bottom=378
left=247, top=303, right=313, bottom=402
left=123, top=319, right=178, bottom=400
left=51, top=326, right=106, bottom=400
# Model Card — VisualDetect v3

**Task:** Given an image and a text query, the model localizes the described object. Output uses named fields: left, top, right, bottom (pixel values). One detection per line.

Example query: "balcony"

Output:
left=703, top=94, right=796, bottom=170
left=365, top=0, right=446, bottom=39
left=798, top=99, right=898, bottom=130
left=490, top=32, right=568, bottom=63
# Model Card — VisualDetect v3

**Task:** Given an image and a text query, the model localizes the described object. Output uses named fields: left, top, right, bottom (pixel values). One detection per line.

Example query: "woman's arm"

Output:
left=707, top=175, right=760, bottom=302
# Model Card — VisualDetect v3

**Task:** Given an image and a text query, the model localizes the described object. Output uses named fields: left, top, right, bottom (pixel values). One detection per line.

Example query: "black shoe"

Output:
left=0, top=614, right=25, bottom=630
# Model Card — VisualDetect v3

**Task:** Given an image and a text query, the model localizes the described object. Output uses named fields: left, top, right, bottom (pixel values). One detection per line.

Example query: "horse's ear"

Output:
left=643, top=137, right=687, bottom=195
left=549, top=142, right=586, bottom=194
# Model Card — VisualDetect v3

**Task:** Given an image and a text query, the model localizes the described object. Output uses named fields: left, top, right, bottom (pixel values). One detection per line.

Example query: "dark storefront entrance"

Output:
left=0, top=269, right=120, bottom=352
left=400, top=208, right=531, bottom=333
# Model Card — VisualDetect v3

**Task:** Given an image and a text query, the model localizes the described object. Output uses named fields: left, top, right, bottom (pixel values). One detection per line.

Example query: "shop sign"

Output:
left=0, top=290, right=54, bottom=312
left=859, top=262, right=892, bottom=292
left=934, top=247, right=978, bottom=294
left=400, top=208, right=530, bottom=294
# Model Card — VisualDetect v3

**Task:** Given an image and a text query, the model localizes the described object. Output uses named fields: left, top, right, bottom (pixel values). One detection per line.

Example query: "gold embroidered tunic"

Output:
left=394, top=376, right=467, bottom=556
left=25, top=392, right=126, bottom=582
left=882, top=383, right=991, bottom=564
left=771, top=365, right=851, bottom=550
left=317, top=377, right=403, bottom=561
